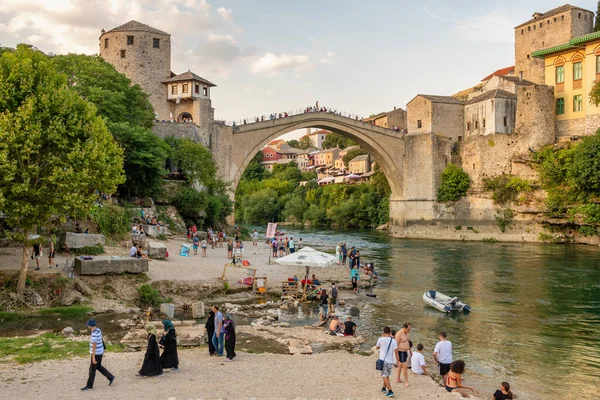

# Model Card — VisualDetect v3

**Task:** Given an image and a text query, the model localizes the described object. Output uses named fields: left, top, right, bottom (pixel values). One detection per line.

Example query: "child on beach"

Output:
left=192, top=235, right=199, bottom=255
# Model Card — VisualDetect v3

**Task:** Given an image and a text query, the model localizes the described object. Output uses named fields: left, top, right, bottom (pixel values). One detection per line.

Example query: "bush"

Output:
left=495, top=208, right=513, bottom=233
left=137, top=283, right=166, bottom=307
left=578, top=225, right=597, bottom=237
left=437, top=164, right=471, bottom=202
left=484, top=175, right=533, bottom=205
left=304, top=204, right=328, bottom=226
left=91, top=205, right=132, bottom=237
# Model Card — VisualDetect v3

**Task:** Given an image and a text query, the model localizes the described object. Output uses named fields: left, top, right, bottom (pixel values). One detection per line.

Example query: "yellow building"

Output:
left=348, top=154, right=371, bottom=174
left=314, top=148, right=340, bottom=167
left=532, top=30, right=600, bottom=137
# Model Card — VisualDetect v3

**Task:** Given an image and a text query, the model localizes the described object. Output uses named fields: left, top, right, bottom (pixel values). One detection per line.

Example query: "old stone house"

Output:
left=406, top=95, right=465, bottom=141
left=348, top=154, right=371, bottom=174
left=363, top=107, right=407, bottom=129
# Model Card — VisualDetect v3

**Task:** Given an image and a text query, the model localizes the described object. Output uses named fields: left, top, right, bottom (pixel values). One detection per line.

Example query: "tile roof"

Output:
left=481, top=66, right=515, bottom=82
left=515, top=4, right=592, bottom=28
left=318, top=147, right=340, bottom=154
left=417, top=95, right=465, bottom=105
left=350, top=154, right=369, bottom=162
left=499, top=75, right=535, bottom=85
left=104, top=20, right=170, bottom=36
left=466, top=89, right=516, bottom=105
left=162, top=71, right=216, bottom=87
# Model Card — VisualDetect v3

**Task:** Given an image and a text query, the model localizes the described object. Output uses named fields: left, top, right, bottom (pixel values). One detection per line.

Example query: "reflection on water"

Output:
left=268, top=226, right=600, bottom=400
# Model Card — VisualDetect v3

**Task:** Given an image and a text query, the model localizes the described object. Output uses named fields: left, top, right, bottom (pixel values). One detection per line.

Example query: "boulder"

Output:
left=160, top=303, right=175, bottom=319
left=60, top=290, right=86, bottom=306
left=61, top=327, right=75, bottom=337
left=75, top=256, right=148, bottom=275
left=143, top=225, right=169, bottom=237
left=60, top=232, right=105, bottom=250
left=191, top=302, right=205, bottom=318
left=147, top=241, right=167, bottom=260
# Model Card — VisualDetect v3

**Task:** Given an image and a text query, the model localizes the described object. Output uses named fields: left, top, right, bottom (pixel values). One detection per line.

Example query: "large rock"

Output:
left=192, top=302, right=205, bottom=318
left=147, top=241, right=167, bottom=259
left=160, top=303, right=175, bottom=319
left=143, top=225, right=169, bottom=237
left=60, top=232, right=105, bottom=250
left=75, top=256, right=148, bottom=275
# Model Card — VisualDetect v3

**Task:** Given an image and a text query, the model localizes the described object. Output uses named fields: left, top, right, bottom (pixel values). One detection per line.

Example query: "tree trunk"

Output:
left=16, top=245, right=30, bottom=299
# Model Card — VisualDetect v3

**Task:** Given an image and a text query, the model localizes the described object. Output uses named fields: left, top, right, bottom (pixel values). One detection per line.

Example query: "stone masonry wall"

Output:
left=406, top=97, right=432, bottom=134
left=556, top=118, right=586, bottom=137
left=585, top=114, right=600, bottom=135
left=431, top=102, right=464, bottom=141
left=100, top=30, right=171, bottom=121
left=152, top=122, right=211, bottom=147
left=515, top=85, right=555, bottom=148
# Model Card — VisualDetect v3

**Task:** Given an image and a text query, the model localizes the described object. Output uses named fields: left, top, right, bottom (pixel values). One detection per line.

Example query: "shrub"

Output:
left=578, top=225, right=597, bottom=237
left=137, top=283, right=166, bottom=307
left=91, top=205, right=132, bottom=237
left=437, top=164, right=471, bottom=202
left=484, top=175, right=533, bottom=205
left=304, top=204, right=328, bottom=226
left=495, top=208, right=513, bottom=233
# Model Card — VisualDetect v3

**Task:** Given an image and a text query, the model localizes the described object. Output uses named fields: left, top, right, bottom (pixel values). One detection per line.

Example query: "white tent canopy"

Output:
left=275, top=247, right=336, bottom=267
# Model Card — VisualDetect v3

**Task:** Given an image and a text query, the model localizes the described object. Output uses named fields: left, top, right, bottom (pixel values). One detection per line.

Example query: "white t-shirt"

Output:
left=411, top=351, right=426, bottom=374
left=129, top=246, right=137, bottom=257
left=376, top=337, right=397, bottom=364
left=434, top=340, right=452, bottom=364
left=252, top=232, right=259, bottom=240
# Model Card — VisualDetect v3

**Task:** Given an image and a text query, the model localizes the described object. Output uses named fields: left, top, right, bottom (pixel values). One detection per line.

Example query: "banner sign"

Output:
left=266, top=222, right=278, bottom=238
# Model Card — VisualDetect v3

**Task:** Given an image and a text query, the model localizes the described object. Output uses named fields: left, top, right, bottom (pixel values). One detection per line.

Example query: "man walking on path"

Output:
left=433, top=332, right=453, bottom=385
left=376, top=326, right=398, bottom=398
left=81, top=319, right=114, bottom=391
left=327, top=283, right=338, bottom=314
left=395, top=322, right=411, bottom=387
left=252, top=230, right=259, bottom=247
left=211, top=306, right=225, bottom=356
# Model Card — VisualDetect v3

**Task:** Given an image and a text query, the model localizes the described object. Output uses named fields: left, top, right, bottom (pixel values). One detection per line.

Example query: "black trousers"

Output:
left=87, top=354, right=113, bottom=388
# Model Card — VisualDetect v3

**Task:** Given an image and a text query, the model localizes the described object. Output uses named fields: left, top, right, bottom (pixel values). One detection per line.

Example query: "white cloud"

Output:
left=326, top=51, right=334, bottom=57
left=249, top=53, right=311, bottom=75
left=217, top=7, right=232, bottom=22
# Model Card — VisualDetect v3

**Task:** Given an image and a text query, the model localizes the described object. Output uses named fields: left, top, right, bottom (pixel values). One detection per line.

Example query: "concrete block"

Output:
left=160, top=303, right=175, bottom=319
left=192, top=302, right=205, bottom=318
left=147, top=241, right=167, bottom=259
left=75, top=256, right=148, bottom=275
left=143, top=225, right=168, bottom=237
left=60, top=232, right=105, bottom=249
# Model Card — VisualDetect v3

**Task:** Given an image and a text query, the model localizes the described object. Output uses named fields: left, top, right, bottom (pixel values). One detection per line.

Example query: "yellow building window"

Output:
left=555, top=66, right=564, bottom=83
left=573, top=62, right=582, bottom=80
left=556, top=98, right=565, bottom=115
left=573, top=95, right=582, bottom=112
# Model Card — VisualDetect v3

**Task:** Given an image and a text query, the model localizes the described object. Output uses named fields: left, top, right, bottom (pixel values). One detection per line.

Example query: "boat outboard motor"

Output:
left=462, top=305, right=471, bottom=312
left=449, top=297, right=459, bottom=310
left=428, top=290, right=437, bottom=299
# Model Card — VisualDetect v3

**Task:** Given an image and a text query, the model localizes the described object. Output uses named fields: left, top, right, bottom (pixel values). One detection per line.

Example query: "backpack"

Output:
left=331, top=287, right=338, bottom=298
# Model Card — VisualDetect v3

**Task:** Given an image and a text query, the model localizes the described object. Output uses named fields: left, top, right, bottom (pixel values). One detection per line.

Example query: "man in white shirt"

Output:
left=411, top=344, right=428, bottom=376
left=433, top=332, right=453, bottom=385
left=129, top=244, right=137, bottom=257
left=376, top=326, right=398, bottom=398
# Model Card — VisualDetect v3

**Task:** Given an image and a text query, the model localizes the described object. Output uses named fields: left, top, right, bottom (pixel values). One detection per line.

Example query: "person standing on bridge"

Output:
left=315, top=101, right=319, bottom=110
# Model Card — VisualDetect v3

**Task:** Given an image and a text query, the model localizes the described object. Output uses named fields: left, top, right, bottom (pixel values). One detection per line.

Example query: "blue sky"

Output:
left=0, top=0, right=598, bottom=125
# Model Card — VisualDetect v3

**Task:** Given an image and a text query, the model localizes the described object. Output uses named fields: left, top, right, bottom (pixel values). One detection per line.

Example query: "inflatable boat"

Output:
left=422, top=290, right=471, bottom=313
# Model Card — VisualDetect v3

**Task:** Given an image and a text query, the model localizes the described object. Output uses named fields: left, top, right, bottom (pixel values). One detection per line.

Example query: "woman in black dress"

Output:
left=159, top=320, right=179, bottom=370
left=206, top=310, right=216, bottom=355
left=224, top=314, right=236, bottom=361
left=138, top=324, right=163, bottom=377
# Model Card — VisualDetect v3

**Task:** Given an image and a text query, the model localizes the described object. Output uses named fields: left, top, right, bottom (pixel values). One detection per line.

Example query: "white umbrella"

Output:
left=275, top=247, right=336, bottom=267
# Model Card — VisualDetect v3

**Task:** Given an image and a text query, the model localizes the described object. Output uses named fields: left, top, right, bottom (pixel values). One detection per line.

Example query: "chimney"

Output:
left=519, top=71, right=523, bottom=81
left=306, top=128, right=311, bottom=135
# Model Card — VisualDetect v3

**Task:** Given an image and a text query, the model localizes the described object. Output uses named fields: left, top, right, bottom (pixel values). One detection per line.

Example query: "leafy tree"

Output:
left=287, top=139, right=300, bottom=148
left=304, top=204, right=328, bottom=225
left=569, top=133, right=600, bottom=197
left=0, top=45, right=124, bottom=298
left=242, top=188, right=280, bottom=223
left=173, top=187, right=207, bottom=225
left=437, top=164, right=471, bottom=202
left=272, top=162, right=302, bottom=182
left=322, top=132, right=356, bottom=150
left=298, top=136, right=312, bottom=150
left=242, top=152, right=269, bottom=181
left=165, top=137, right=216, bottom=187
left=282, top=194, right=307, bottom=222
left=596, top=2, right=600, bottom=32
left=110, top=122, right=169, bottom=198
left=343, top=148, right=368, bottom=168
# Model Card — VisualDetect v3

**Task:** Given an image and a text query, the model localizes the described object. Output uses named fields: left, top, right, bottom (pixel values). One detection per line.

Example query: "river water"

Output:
left=271, top=226, right=600, bottom=400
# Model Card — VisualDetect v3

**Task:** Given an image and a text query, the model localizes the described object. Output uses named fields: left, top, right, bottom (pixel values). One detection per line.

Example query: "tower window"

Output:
left=533, top=25, right=536, bottom=30
left=195, top=84, right=200, bottom=94
left=104, top=38, right=109, bottom=48
left=127, top=36, right=134, bottom=45
left=482, top=118, right=486, bottom=128
left=120, top=50, right=126, bottom=58
left=182, top=83, right=189, bottom=93
left=556, top=98, right=565, bottom=115
left=417, top=120, right=422, bottom=129
left=562, top=16, right=564, bottom=21
left=467, top=122, right=471, bottom=131
left=203, top=86, right=208, bottom=96
left=579, top=13, right=582, bottom=19
left=153, top=38, right=160, bottom=48
left=528, top=26, right=531, bottom=31
left=554, top=17, right=557, bottom=22
left=172, top=85, right=178, bottom=95
left=573, top=95, right=582, bottom=112
left=521, top=29, right=524, bottom=34
left=503, top=116, right=508, bottom=127
left=539, top=23, right=542, bottom=28
left=475, top=120, right=479, bottom=129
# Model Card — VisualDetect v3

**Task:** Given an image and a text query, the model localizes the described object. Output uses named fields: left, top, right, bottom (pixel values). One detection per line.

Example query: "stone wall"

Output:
left=514, top=8, right=593, bottom=84
left=406, top=96, right=432, bottom=134
left=431, top=103, right=464, bottom=141
left=100, top=30, right=171, bottom=121
left=152, top=121, right=211, bottom=147
left=585, top=114, right=600, bottom=135
left=515, top=85, right=556, bottom=149
left=556, top=118, right=586, bottom=137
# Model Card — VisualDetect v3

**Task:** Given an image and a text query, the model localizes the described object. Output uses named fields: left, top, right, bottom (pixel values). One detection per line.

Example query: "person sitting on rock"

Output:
left=328, top=316, right=344, bottom=335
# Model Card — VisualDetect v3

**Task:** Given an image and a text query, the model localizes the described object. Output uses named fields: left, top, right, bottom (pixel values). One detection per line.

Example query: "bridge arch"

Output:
left=229, top=112, right=405, bottom=200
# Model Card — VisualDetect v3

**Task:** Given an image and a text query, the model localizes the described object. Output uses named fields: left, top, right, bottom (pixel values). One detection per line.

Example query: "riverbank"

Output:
left=0, top=348, right=479, bottom=400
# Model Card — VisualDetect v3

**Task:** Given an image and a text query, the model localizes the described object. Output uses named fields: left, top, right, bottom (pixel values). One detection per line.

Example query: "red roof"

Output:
left=481, top=66, right=515, bottom=82
left=268, top=139, right=285, bottom=146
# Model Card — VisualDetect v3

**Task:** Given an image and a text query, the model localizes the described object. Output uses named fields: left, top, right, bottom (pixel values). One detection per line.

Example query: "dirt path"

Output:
left=0, top=348, right=474, bottom=400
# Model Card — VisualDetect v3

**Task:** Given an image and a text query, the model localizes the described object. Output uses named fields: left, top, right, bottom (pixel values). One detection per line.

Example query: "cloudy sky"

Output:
left=1, top=0, right=597, bottom=124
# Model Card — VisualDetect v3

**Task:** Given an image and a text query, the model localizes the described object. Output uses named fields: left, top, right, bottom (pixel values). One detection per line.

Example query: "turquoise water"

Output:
left=269, top=226, right=600, bottom=400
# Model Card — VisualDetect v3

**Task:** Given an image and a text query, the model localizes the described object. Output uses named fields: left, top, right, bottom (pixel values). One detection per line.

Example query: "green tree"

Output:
left=595, top=2, right=600, bottom=32
left=437, top=164, right=471, bottom=202
left=322, top=132, right=356, bottom=150
left=342, top=148, right=368, bottom=168
left=569, top=133, right=600, bottom=197
left=282, top=194, right=307, bottom=222
left=165, top=137, right=216, bottom=187
left=242, top=188, right=280, bottom=223
left=242, top=152, right=269, bottom=181
left=287, top=139, right=300, bottom=148
left=298, top=136, right=312, bottom=150
left=0, top=45, right=124, bottom=298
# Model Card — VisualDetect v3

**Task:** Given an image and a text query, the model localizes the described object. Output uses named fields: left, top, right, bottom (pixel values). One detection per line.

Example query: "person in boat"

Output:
left=445, top=360, right=474, bottom=396
left=328, top=315, right=344, bottom=335
left=224, top=314, right=236, bottom=361
left=493, top=382, right=514, bottom=400
left=138, top=324, right=163, bottom=377
left=205, top=309, right=216, bottom=355
left=433, top=332, right=453, bottom=386
left=395, top=322, right=411, bottom=387
left=159, top=320, right=178, bottom=371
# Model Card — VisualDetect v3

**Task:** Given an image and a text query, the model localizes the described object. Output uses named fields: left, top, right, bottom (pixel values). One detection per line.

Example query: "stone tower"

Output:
left=99, top=21, right=172, bottom=120
left=514, top=4, right=593, bottom=84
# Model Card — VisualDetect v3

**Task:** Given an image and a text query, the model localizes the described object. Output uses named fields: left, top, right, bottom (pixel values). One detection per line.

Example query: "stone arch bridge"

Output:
left=211, top=111, right=453, bottom=236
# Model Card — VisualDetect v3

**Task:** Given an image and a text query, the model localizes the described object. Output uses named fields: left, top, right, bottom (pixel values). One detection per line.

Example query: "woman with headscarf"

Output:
left=224, top=314, right=236, bottom=361
left=159, top=320, right=179, bottom=370
left=205, top=309, right=216, bottom=355
left=138, top=324, right=163, bottom=377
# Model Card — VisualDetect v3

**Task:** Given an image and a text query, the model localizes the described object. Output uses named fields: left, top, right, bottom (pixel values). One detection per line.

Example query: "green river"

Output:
left=273, top=226, right=600, bottom=400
